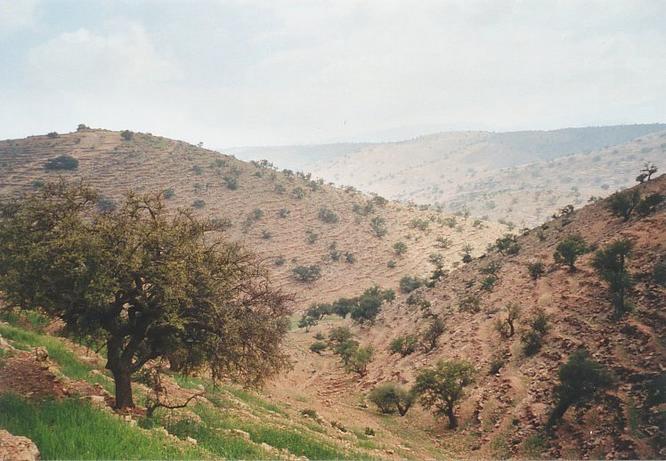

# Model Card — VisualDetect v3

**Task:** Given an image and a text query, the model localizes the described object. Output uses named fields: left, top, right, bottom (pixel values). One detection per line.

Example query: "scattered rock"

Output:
left=0, top=430, right=40, bottom=461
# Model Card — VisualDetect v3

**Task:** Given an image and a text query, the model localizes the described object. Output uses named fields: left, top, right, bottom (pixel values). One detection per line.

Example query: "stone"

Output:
left=34, top=347, right=48, bottom=362
left=0, top=430, right=40, bottom=461
left=185, top=436, right=197, bottom=445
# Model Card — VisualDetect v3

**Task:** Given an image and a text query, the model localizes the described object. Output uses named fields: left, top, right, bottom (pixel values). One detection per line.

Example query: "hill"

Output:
left=0, top=128, right=503, bottom=308
left=273, top=175, right=666, bottom=459
left=230, top=124, right=666, bottom=227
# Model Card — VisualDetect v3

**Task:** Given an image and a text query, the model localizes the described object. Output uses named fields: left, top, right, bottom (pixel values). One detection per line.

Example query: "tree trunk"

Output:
left=446, top=406, right=458, bottom=429
left=112, top=367, right=134, bottom=409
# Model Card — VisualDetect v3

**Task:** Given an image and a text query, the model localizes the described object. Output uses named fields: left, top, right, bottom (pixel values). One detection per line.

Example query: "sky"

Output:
left=1, top=0, right=665, bottom=146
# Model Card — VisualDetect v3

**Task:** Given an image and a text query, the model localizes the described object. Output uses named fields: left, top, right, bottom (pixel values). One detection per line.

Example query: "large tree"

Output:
left=0, top=182, right=291, bottom=409
left=413, top=359, right=475, bottom=429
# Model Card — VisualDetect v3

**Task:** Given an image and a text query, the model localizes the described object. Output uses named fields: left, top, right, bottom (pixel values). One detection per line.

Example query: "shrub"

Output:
left=421, top=317, right=445, bottom=352
left=389, top=335, right=418, bottom=357
left=120, top=130, right=134, bottom=141
left=368, top=383, right=414, bottom=416
left=521, top=308, right=549, bottom=356
left=399, top=276, right=423, bottom=293
left=350, top=286, right=387, bottom=323
left=592, top=239, right=634, bottom=318
left=318, top=207, right=339, bottom=224
left=481, top=276, right=497, bottom=291
left=370, top=216, right=388, bottom=237
left=345, top=346, right=373, bottom=376
left=277, top=208, right=290, bottom=218
left=305, top=230, right=318, bottom=244
left=553, top=234, right=588, bottom=270
left=344, top=252, right=355, bottom=264
left=47, top=131, right=58, bottom=138
left=96, top=195, right=116, bottom=212
left=636, top=193, right=664, bottom=216
left=274, top=256, right=286, bottom=266
left=387, top=260, right=397, bottom=268
left=223, top=175, right=238, bottom=190
left=76, top=123, right=89, bottom=131
left=489, top=354, right=505, bottom=374
left=371, top=195, right=388, bottom=207
left=654, top=258, right=666, bottom=286
left=413, top=360, right=475, bottom=429
left=459, top=295, right=480, bottom=313
left=494, top=303, right=521, bottom=338
left=162, top=188, right=175, bottom=199
left=261, top=229, right=272, bottom=240
left=292, top=187, right=305, bottom=199
left=274, top=184, right=286, bottom=194
left=44, top=155, right=79, bottom=171
left=435, top=236, right=451, bottom=249
left=31, top=180, right=45, bottom=189
left=548, top=349, right=613, bottom=427
left=192, top=199, right=205, bottom=209
left=494, top=234, right=520, bottom=255
left=192, top=165, right=203, bottom=175
left=393, top=241, right=407, bottom=256
left=328, top=326, right=353, bottom=347
left=292, top=265, right=322, bottom=282
left=527, top=261, right=545, bottom=280
left=309, top=341, right=327, bottom=354
left=607, top=189, right=641, bottom=221
left=409, top=218, right=429, bottom=231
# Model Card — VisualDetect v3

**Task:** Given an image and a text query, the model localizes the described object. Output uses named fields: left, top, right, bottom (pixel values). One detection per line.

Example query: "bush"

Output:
left=368, top=383, right=414, bottom=416
left=76, top=123, right=89, bottom=131
left=345, top=346, right=373, bottom=376
left=399, top=276, right=423, bottom=293
left=97, top=195, right=116, bottom=212
left=495, top=303, right=521, bottom=338
left=370, top=216, right=388, bottom=237
left=274, top=256, right=285, bottom=266
left=527, top=261, right=546, bottom=280
left=654, top=258, right=666, bottom=286
left=261, top=229, right=272, bottom=240
left=481, top=276, right=497, bottom=291
left=553, top=234, right=588, bottom=270
left=521, top=308, right=549, bottom=356
left=162, top=188, right=175, bottom=199
left=494, top=234, right=520, bottom=255
left=459, top=295, right=480, bottom=313
left=121, top=130, right=134, bottom=141
left=636, top=193, right=664, bottom=216
left=592, top=239, right=634, bottom=318
left=393, top=241, right=407, bottom=256
left=350, top=286, right=388, bottom=323
left=192, top=199, right=205, bottom=209
left=409, top=218, right=429, bottom=231
left=318, top=207, right=339, bottom=224
left=292, top=265, right=321, bottom=282
left=389, top=335, right=418, bottom=357
left=44, top=155, right=79, bottom=171
left=292, top=187, right=305, bottom=199
left=421, top=317, right=445, bottom=352
left=607, top=189, right=641, bottom=221
left=309, top=341, right=327, bottom=354
left=192, top=165, right=203, bottom=175
left=223, top=176, right=238, bottom=190
left=31, top=180, right=45, bottom=190
left=277, top=208, right=290, bottom=218
left=489, top=354, right=505, bottom=374
left=47, top=132, right=58, bottom=138
left=305, top=230, right=318, bottom=244
left=387, top=260, right=396, bottom=268
left=548, top=349, right=613, bottom=427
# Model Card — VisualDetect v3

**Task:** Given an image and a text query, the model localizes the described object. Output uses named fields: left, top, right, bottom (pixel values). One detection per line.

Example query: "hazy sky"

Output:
left=1, top=0, right=665, bottom=146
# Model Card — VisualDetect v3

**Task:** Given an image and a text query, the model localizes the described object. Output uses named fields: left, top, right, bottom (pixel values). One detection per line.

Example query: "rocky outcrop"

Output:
left=0, top=430, right=40, bottom=461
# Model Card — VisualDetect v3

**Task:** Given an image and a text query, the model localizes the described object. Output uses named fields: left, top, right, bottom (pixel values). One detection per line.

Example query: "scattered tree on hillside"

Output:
left=44, top=154, right=79, bottom=171
left=547, top=349, right=613, bottom=427
left=389, top=334, right=418, bottom=357
left=370, top=216, right=388, bottom=237
left=292, top=265, right=322, bottom=282
left=553, top=234, right=588, bottom=271
left=421, top=316, right=445, bottom=352
left=368, top=383, right=415, bottom=416
left=607, top=189, right=641, bottom=221
left=527, top=260, right=546, bottom=280
left=121, top=130, right=134, bottom=141
left=0, top=182, right=291, bottom=409
left=318, top=207, right=339, bottom=224
left=346, top=346, right=374, bottom=376
left=400, top=275, right=423, bottom=293
left=520, top=308, right=549, bottom=356
left=636, top=193, right=665, bottom=216
left=413, top=360, right=475, bottom=429
left=636, top=162, right=658, bottom=183
left=592, top=239, right=634, bottom=318
left=494, top=234, right=520, bottom=255
left=495, top=303, right=522, bottom=338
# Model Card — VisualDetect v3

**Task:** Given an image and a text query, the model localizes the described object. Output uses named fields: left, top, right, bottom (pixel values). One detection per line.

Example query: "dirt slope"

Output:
left=275, top=176, right=666, bottom=459
left=0, top=128, right=502, bottom=308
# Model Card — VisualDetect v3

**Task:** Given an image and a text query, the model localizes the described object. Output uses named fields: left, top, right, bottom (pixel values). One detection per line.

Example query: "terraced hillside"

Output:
left=278, top=176, right=666, bottom=459
left=0, top=128, right=503, bottom=308
left=231, top=124, right=666, bottom=227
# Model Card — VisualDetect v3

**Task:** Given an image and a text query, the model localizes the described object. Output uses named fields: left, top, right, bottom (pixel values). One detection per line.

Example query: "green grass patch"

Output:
left=521, top=433, right=547, bottom=458
left=222, top=384, right=284, bottom=414
left=0, top=310, right=50, bottom=332
left=0, top=394, right=209, bottom=460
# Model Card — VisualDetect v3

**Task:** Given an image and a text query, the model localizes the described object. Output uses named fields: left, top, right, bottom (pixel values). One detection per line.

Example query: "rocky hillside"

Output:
left=0, top=128, right=502, bottom=308
left=231, top=124, right=666, bottom=227
left=277, top=175, right=666, bottom=459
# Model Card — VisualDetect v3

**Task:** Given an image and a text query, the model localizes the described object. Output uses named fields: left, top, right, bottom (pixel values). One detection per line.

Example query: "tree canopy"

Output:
left=0, top=182, right=291, bottom=409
